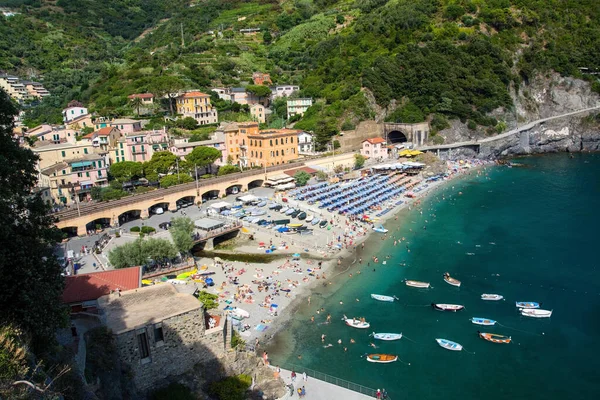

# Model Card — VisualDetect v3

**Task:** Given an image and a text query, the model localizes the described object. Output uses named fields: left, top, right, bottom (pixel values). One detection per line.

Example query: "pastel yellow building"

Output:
left=176, top=91, right=218, bottom=125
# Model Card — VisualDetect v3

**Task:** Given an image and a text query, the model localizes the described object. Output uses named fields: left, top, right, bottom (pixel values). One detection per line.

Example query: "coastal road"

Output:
left=418, top=105, right=600, bottom=151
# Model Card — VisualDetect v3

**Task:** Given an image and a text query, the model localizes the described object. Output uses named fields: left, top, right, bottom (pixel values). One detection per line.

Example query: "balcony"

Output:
left=131, top=149, right=147, bottom=154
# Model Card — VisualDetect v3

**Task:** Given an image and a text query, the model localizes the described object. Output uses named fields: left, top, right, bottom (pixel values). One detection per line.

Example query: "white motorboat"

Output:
left=370, top=294, right=398, bottom=302
left=432, top=303, right=464, bottom=312
left=344, top=318, right=370, bottom=329
left=305, top=215, right=314, bottom=223
left=443, top=272, right=461, bottom=287
left=371, top=332, right=402, bottom=341
left=481, top=294, right=504, bottom=301
left=405, top=280, right=430, bottom=288
left=521, top=309, right=552, bottom=318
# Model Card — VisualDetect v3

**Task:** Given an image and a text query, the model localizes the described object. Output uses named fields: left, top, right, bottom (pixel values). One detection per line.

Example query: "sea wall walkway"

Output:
left=275, top=366, right=383, bottom=400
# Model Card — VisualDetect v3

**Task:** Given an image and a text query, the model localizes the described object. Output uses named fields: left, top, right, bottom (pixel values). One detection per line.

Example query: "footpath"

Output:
left=277, top=367, right=374, bottom=400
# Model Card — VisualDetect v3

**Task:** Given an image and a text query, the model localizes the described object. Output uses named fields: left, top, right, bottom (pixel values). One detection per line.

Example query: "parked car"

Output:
left=159, top=222, right=171, bottom=230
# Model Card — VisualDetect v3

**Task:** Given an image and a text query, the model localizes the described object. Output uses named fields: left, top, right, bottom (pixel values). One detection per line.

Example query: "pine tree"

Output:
left=0, top=90, right=67, bottom=352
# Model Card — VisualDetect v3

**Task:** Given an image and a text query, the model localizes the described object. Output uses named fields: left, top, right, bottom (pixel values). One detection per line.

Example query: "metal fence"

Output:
left=281, top=363, right=389, bottom=399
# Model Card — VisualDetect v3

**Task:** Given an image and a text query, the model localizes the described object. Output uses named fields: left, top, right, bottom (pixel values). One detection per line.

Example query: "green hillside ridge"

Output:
left=2, top=0, right=598, bottom=147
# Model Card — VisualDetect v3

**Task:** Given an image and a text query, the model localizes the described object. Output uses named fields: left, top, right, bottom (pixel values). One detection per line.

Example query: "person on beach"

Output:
left=302, top=371, right=307, bottom=382
left=291, top=370, right=296, bottom=382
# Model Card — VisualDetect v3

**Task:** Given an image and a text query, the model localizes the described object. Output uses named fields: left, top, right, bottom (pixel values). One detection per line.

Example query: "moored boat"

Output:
left=311, top=218, right=320, bottom=226
left=305, top=215, right=314, bottom=222
left=443, top=272, right=461, bottom=287
left=405, top=280, right=430, bottom=288
left=521, top=309, right=552, bottom=318
left=366, top=354, right=398, bottom=363
left=471, top=317, right=497, bottom=326
left=344, top=318, right=370, bottom=329
left=481, top=294, right=504, bottom=301
left=285, top=208, right=296, bottom=215
left=319, top=220, right=328, bottom=228
left=435, top=338, right=463, bottom=351
left=478, top=331, right=511, bottom=344
left=370, top=294, right=397, bottom=302
left=516, top=301, right=540, bottom=309
left=297, top=212, right=307, bottom=220
left=373, top=224, right=388, bottom=233
left=371, top=332, right=402, bottom=341
left=432, top=303, right=464, bottom=312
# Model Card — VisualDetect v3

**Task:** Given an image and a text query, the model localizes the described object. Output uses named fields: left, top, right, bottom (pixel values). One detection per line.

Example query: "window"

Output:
left=270, top=140, right=273, bottom=146
left=154, top=324, right=164, bottom=344
left=275, top=139, right=278, bottom=145
left=121, top=150, right=124, bottom=156
left=84, top=148, right=88, bottom=154
left=137, top=331, right=150, bottom=361
left=61, top=151, right=66, bottom=157
left=86, top=172, right=90, bottom=177
left=119, top=143, right=123, bottom=149
left=290, top=137, right=294, bottom=143
left=62, top=170, right=66, bottom=175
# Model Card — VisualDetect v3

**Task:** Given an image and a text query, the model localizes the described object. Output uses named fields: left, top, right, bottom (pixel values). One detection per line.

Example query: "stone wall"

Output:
left=336, top=120, right=383, bottom=152
left=114, top=307, right=230, bottom=392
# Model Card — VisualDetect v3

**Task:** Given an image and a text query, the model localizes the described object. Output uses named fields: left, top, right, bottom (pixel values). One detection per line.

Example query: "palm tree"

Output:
left=130, top=96, right=143, bottom=117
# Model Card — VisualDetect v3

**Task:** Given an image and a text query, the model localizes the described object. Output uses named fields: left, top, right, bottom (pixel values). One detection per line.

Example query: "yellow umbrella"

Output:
left=399, top=149, right=412, bottom=156
left=409, top=150, right=423, bottom=156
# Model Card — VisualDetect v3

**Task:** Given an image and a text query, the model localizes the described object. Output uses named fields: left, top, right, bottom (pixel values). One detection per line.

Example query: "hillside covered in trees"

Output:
left=2, top=0, right=599, bottom=144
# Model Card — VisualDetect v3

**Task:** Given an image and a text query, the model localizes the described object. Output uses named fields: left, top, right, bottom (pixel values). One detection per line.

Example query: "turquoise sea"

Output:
left=268, top=153, right=600, bottom=399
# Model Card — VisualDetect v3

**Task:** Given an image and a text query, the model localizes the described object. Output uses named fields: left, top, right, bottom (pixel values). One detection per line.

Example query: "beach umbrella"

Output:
left=292, top=253, right=301, bottom=259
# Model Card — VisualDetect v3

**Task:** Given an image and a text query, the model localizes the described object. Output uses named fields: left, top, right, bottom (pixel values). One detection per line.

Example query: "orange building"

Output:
left=247, top=129, right=299, bottom=167
left=222, top=122, right=259, bottom=166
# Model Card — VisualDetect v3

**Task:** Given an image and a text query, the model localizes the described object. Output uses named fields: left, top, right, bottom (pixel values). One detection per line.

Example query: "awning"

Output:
left=71, top=161, right=93, bottom=168
left=210, top=201, right=231, bottom=210
left=79, top=180, right=93, bottom=186
left=238, top=194, right=258, bottom=203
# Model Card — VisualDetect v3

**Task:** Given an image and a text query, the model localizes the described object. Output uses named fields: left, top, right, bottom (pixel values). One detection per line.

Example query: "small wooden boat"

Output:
left=481, top=294, right=504, bottom=301
left=297, top=212, right=307, bottom=220
left=521, top=309, right=552, bottom=318
left=305, top=215, right=314, bottom=223
left=370, top=294, right=397, bottom=302
left=432, top=303, right=464, bottom=312
left=319, top=220, right=328, bottom=228
left=366, top=354, right=398, bottom=363
left=371, top=332, right=402, bottom=341
left=287, top=223, right=304, bottom=228
left=478, top=331, right=511, bottom=344
left=471, top=317, right=497, bottom=326
left=285, top=208, right=296, bottom=215
left=405, top=280, right=430, bottom=289
left=344, top=318, right=370, bottom=329
left=257, top=201, right=267, bottom=207
left=280, top=206, right=289, bottom=213
left=516, top=301, right=540, bottom=309
left=311, top=218, right=320, bottom=226
left=443, top=273, right=461, bottom=287
left=373, top=225, right=388, bottom=233
left=435, top=338, right=463, bottom=351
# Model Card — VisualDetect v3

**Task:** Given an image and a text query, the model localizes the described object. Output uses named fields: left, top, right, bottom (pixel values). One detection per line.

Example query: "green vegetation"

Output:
left=196, top=291, right=219, bottom=310
left=170, top=217, right=195, bottom=254
left=0, top=90, right=66, bottom=352
left=218, top=165, right=241, bottom=176
left=151, top=382, right=195, bottom=400
left=231, top=329, right=246, bottom=349
left=294, top=170, right=311, bottom=186
left=208, top=374, right=252, bottom=400
left=3, top=0, right=599, bottom=145
left=354, top=153, right=366, bottom=169
left=108, top=237, right=177, bottom=269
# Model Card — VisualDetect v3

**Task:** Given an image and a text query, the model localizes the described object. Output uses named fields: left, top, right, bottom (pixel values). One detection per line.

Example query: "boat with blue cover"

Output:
left=516, top=301, right=540, bottom=309
left=471, top=317, right=497, bottom=326
left=311, top=218, right=320, bottom=226
left=436, top=338, right=463, bottom=351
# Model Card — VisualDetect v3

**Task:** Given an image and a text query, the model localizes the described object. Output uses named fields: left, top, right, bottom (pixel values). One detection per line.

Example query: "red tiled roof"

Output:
left=364, top=137, right=386, bottom=145
left=181, top=91, right=210, bottom=98
left=128, top=93, right=154, bottom=99
left=83, top=126, right=116, bottom=139
left=283, top=166, right=318, bottom=176
left=62, top=266, right=141, bottom=304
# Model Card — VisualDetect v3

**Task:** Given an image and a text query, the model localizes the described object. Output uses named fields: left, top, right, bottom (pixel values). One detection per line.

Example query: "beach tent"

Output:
left=210, top=201, right=231, bottom=211
left=238, top=194, right=258, bottom=203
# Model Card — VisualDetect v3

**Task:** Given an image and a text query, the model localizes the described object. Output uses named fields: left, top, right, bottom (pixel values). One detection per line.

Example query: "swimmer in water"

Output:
left=350, top=338, right=355, bottom=344
left=321, top=334, right=326, bottom=342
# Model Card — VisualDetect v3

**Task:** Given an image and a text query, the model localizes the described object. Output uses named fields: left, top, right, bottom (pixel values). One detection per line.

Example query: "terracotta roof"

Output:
left=128, top=93, right=154, bottom=99
left=284, top=166, right=318, bottom=176
left=62, top=266, right=141, bottom=304
left=181, top=91, right=210, bottom=98
left=82, top=126, right=117, bottom=139
left=364, top=137, right=386, bottom=145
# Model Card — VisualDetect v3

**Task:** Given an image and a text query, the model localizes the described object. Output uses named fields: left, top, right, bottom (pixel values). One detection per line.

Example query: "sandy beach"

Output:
left=191, top=159, right=493, bottom=352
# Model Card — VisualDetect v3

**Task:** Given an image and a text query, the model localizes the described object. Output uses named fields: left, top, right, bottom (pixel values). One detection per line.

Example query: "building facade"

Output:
left=297, top=131, right=314, bottom=154
left=26, top=125, right=77, bottom=144
left=169, top=132, right=226, bottom=164
left=176, top=92, right=218, bottom=125
left=250, top=103, right=266, bottom=123
left=110, top=118, right=142, bottom=134
left=0, top=74, right=28, bottom=101
left=62, top=106, right=89, bottom=123
left=252, top=72, right=272, bottom=85
left=247, top=129, right=299, bottom=167
left=271, top=85, right=299, bottom=99
left=32, top=141, right=99, bottom=170
left=113, top=129, right=169, bottom=163
left=127, top=93, right=154, bottom=104
left=23, top=81, right=50, bottom=98
left=82, top=127, right=122, bottom=152
left=97, top=284, right=230, bottom=392
left=361, top=137, right=388, bottom=159
left=286, top=98, right=313, bottom=119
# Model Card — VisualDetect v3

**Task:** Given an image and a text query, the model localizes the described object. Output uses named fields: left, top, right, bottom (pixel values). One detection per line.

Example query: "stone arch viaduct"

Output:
left=54, top=162, right=305, bottom=236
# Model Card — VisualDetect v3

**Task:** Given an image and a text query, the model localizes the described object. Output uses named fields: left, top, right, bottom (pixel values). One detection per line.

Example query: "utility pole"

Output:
left=176, top=158, right=180, bottom=183
left=195, top=164, right=199, bottom=197
left=331, top=138, right=335, bottom=174
left=181, top=23, right=185, bottom=48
